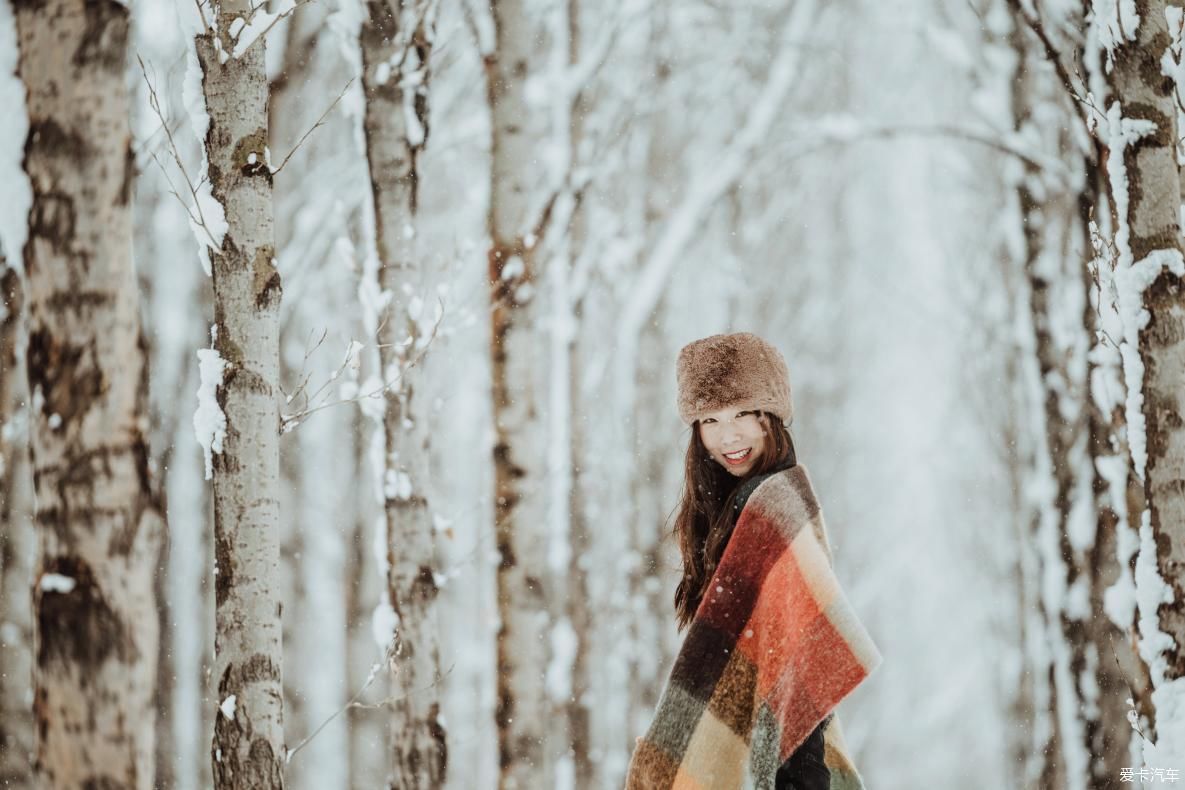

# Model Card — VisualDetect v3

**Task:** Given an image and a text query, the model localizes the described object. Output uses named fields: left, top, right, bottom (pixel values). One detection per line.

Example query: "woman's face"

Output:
left=698, top=407, right=766, bottom=477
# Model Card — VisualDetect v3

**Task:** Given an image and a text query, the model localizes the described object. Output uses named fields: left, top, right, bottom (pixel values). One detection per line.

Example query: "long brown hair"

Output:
left=671, top=412, right=795, bottom=630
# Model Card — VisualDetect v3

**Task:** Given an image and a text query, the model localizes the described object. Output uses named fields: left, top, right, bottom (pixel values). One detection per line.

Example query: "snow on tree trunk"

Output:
left=485, top=1, right=552, bottom=786
left=0, top=247, right=33, bottom=786
left=1075, top=164, right=1140, bottom=786
left=13, top=1, right=164, bottom=785
left=1010, top=31, right=1089, bottom=780
left=193, top=3, right=286, bottom=786
left=1093, top=0, right=1185, bottom=768
left=358, top=2, right=448, bottom=787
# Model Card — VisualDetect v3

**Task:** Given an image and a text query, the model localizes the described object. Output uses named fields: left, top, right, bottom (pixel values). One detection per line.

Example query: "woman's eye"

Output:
left=702, top=418, right=715, bottom=424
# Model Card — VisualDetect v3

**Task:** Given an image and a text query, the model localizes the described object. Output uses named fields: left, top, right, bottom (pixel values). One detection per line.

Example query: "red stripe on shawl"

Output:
left=734, top=527, right=820, bottom=696
left=725, top=507, right=871, bottom=761
left=774, top=609, right=870, bottom=760
left=698, top=504, right=792, bottom=639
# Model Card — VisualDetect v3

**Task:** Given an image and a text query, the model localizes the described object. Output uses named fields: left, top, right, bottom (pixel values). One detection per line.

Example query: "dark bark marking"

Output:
left=25, top=118, right=92, bottom=168
left=523, top=574, right=545, bottom=602
left=211, top=717, right=283, bottom=789
left=37, top=555, right=137, bottom=672
left=213, top=530, right=234, bottom=607
left=221, top=364, right=271, bottom=397
left=412, top=563, right=439, bottom=602
left=363, top=0, right=398, bottom=40
left=26, top=329, right=103, bottom=427
left=1145, top=272, right=1185, bottom=347
left=233, top=129, right=272, bottom=183
left=427, top=700, right=448, bottom=778
left=495, top=534, right=516, bottom=570
left=81, top=776, right=131, bottom=790
left=73, top=0, right=128, bottom=71
left=34, top=505, right=120, bottom=545
left=216, top=654, right=281, bottom=711
left=1119, top=99, right=1179, bottom=260
left=46, top=289, right=115, bottom=314
left=25, top=191, right=78, bottom=259
left=118, top=143, right=135, bottom=206
left=251, top=245, right=281, bottom=310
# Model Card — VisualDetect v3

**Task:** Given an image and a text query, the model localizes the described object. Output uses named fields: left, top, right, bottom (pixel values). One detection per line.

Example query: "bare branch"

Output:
left=228, top=0, right=317, bottom=60
left=1004, top=0, right=1094, bottom=134
left=270, top=78, right=355, bottom=176
left=279, top=298, right=445, bottom=433
left=136, top=55, right=217, bottom=243
left=616, top=0, right=821, bottom=349
left=278, top=327, right=329, bottom=410
left=776, top=117, right=1073, bottom=180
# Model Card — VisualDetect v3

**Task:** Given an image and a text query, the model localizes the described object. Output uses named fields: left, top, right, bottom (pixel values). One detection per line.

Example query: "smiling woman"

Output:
left=624, top=332, right=880, bottom=790
left=698, top=409, right=768, bottom=476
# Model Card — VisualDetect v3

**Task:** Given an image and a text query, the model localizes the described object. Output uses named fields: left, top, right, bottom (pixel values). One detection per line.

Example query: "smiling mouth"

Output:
left=723, top=448, right=752, bottom=464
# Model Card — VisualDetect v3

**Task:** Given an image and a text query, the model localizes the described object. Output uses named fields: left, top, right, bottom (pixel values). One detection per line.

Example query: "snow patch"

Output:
left=384, top=468, right=413, bottom=501
left=219, top=694, right=237, bottom=721
left=371, top=599, right=400, bottom=653
left=545, top=617, right=577, bottom=701
left=39, top=573, right=75, bottom=594
left=194, top=345, right=228, bottom=481
left=231, top=0, right=295, bottom=59
left=1092, top=0, right=1141, bottom=67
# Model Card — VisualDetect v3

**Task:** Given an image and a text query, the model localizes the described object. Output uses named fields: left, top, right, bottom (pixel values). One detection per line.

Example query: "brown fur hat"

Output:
left=675, top=332, right=793, bottom=426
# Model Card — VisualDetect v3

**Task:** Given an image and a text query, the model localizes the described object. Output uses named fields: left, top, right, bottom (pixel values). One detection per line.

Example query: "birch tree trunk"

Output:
left=1077, top=161, right=1138, bottom=787
left=0, top=246, right=33, bottom=786
left=1097, top=0, right=1185, bottom=758
left=1011, top=35, right=1084, bottom=775
left=626, top=11, right=675, bottom=755
left=485, top=1, right=552, bottom=786
left=195, top=4, right=286, bottom=786
left=14, top=1, right=163, bottom=785
left=359, top=3, right=448, bottom=788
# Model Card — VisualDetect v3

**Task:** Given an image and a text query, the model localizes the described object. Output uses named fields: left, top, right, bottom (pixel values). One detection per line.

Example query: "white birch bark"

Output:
left=194, top=3, right=286, bottom=785
left=358, top=2, right=448, bottom=787
left=14, top=1, right=163, bottom=785
left=0, top=246, right=33, bottom=786
left=625, top=11, right=675, bottom=761
left=1091, top=0, right=1185, bottom=767
left=542, top=2, right=584, bottom=786
left=1011, top=31, right=1088, bottom=785
left=485, top=1, right=552, bottom=786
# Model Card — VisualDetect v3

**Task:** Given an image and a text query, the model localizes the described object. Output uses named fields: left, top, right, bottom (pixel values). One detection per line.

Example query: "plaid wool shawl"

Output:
left=626, top=463, right=882, bottom=789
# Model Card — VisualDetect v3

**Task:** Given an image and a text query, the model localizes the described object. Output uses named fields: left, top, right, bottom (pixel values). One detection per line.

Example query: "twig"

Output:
left=1109, top=633, right=1149, bottom=743
left=229, top=0, right=317, bottom=60
left=270, top=78, right=355, bottom=175
left=774, top=118, right=1072, bottom=181
left=194, top=0, right=210, bottom=31
left=284, top=639, right=397, bottom=764
left=136, top=55, right=216, bottom=242
left=1004, top=0, right=1094, bottom=134
left=279, top=298, right=445, bottom=433
left=340, top=662, right=456, bottom=713
left=278, top=327, right=329, bottom=408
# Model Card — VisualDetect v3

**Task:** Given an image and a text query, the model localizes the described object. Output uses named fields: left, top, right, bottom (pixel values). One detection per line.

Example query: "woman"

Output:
left=626, top=332, right=881, bottom=790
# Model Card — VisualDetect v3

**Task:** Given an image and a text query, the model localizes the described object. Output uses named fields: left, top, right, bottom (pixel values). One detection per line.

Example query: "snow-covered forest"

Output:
left=2, top=0, right=1185, bottom=788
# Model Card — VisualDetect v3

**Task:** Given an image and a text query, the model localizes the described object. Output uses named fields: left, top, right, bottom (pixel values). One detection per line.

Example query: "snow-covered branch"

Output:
left=778, top=115, right=1073, bottom=181
left=616, top=0, right=820, bottom=348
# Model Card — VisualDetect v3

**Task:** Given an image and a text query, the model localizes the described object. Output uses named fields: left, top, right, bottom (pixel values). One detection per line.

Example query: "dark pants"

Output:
left=774, top=716, right=831, bottom=790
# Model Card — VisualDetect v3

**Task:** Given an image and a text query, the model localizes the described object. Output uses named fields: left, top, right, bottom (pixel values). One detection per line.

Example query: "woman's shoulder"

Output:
left=735, top=462, right=821, bottom=525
